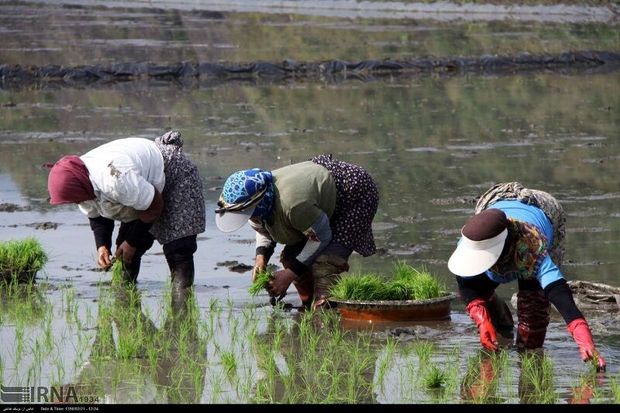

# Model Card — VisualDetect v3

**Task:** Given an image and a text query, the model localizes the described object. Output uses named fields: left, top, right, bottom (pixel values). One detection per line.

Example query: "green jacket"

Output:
left=263, top=161, right=336, bottom=245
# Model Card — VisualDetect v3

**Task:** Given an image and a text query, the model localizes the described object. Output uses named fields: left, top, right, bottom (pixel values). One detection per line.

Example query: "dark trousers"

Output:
left=280, top=240, right=352, bottom=308
left=116, top=221, right=197, bottom=288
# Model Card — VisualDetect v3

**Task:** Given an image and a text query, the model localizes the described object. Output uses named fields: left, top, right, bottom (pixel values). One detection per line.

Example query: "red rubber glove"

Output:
left=567, top=318, right=606, bottom=372
left=466, top=298, right=498, bottom=351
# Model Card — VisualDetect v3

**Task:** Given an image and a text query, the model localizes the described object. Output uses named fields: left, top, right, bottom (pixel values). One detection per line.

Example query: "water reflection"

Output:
left=68, top=285, right=207, bottom=403
left=251, top=309, right=378, bottom=403
left=0, top=282, right=50, bottom=326
left=460, top=349, right=606, bottom=404
left=0, top=3, right=617, bottom=66
left=1, top=70, right=618, bottom=286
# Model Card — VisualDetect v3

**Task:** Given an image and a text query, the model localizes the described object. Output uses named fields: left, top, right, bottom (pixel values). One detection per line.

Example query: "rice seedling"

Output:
left=14, top=324, right=25, bottom=364
left=610, top=374, right=620, bottom=403
left=329, top=273, right=390, bottom=301
left=485, top=349, right=514, bottom=401
left=570, top=372, right=597, bottom=404
left=43, top=315, right=54, bottom=351
left=443, top=363, right=461, bottom=400
left=191, top=362, right=207, bottom=400
left=245, top=317, right=258, bottom=342
left=29, top=337, right=43, bottom=366
left=392, top=262, right=446, bottom=300
left=375, top=337, right=397, bottom=389
left=109, top=259, right=125, bottom=284
left=209, top=375, right=224, bottom=404
left=249, top=308, right=380, bottom=404
left=220, top=349, right=238, bottom=376
left=249, top=270, right=273, bottom=296
left=235, top=367, right=255, bottom=402
left=424, top=363, right=448, bottom=389
left=413, top=340, right=435, bottom=366
left=430, top=346, right=461, bottom=401
left=26, top=362, right=38, bottom=386
left=329, top=262, right=445, bottom=301
left=519, top=351, right=557, bottom=404
left=461, top=352, right=501, bottom=404
left=52, top=360, right=65, bottom=386
left=0, top=280, right=50, bottom=326
left=230, top=316, right=240, bottom=343
left=0, top=238, right=47, bottom=284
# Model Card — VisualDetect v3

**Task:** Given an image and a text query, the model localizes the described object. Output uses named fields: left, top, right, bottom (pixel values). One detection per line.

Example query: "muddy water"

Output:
left=1, top=1, right=619, bottom=404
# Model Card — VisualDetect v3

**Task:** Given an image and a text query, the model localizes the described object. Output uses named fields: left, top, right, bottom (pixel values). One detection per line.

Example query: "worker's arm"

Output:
left=544, top=278, right=606, bottom=371
left=89, top=216, right=115, bottom=269
left=116, top=189, right=163, bottom=264
left=250, top=219, right=277, bottom=281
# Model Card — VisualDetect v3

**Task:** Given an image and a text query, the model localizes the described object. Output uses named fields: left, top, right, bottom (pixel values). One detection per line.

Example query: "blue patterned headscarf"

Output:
left=219, top=169, right=274, bottom=220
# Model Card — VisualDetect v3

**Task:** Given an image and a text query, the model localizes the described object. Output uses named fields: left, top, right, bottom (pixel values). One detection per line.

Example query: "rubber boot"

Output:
left=293, top=275, right=315, bottom=310
left=486, top=292, right=514, bottom=340
left=310, top=254, right=349, bottom=310
left=516, top=290, right=550, bottom=349
left=170, top=260, right=195, bottom=313
left=170, top=282, right=194, bottom=318
left=280, top=248, right=313, bottom=308
left=115, top=220, right=154, bottom=284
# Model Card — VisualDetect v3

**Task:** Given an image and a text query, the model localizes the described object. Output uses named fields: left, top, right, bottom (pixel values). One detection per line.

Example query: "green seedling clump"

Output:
left=423, top=364, right=448, bottom=389
left=330, top=262, right=445, bottom=301
left=0, top=237, right=48, bottom=284
left=329, top=273, right=392, bottom=301
left=249, top=270, right=273, bottom=296
left=110, top=259, right=125, bottom=284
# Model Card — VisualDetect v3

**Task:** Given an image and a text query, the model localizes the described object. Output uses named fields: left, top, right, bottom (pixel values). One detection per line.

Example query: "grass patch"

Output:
left=249, top=270, right=273, bottom=296
left=330, top=262, right=445, bottom=301
left=0, top=238, right=47, bottom=284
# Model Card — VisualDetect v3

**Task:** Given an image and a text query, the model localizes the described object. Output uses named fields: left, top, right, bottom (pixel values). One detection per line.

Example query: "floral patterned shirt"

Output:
left=486, top=214, right=564, bottom=289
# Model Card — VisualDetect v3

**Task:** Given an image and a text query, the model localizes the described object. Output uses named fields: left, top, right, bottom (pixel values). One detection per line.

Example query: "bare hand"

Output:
left=252, top=254, right=267, bottom=282
left=97, top=246, right=112, bottom=270
left=115, top=241, right=136, bottom=265
left=267, top=268, right=298, bottom=298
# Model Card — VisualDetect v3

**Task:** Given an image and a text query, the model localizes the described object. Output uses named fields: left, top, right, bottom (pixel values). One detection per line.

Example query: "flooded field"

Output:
left=0, top=1, right=619, bottom=404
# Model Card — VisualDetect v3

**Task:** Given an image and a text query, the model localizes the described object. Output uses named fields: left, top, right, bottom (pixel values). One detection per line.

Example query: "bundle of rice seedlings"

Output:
left=329, top=262, right=445, bottom=301
left=110, top=259, right=125, bottom=284
left=0, top=237, right=48, bottom=284
left=393, top=261, right=444, bottom=300
left=249, top=270, right=274, bottom=296
left=329, top=273, right=392, bottom=301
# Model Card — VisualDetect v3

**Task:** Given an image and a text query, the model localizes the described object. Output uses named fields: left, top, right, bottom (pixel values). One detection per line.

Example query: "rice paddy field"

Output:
left=0, top=0, right=619, bottom=405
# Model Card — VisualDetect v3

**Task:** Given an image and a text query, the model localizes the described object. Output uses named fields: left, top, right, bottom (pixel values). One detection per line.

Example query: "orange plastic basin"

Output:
left=329, top=293, right=457, bottom=322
